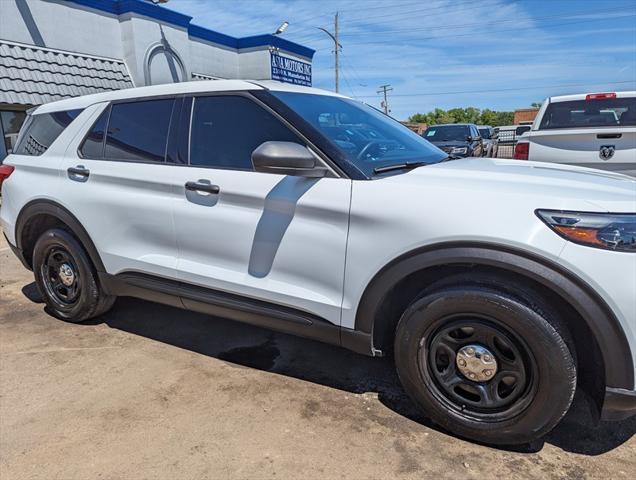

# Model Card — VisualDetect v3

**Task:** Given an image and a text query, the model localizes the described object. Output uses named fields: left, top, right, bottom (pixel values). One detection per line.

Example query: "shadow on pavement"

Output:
left=23, top=284, right=635, bottom=455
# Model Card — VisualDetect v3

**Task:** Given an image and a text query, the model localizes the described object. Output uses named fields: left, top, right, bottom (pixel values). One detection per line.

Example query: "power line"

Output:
left=287, top=0, right=502, bottom=42
left=335, top=9, right=636, bottom=37
left=339, top=0, right=502, bottom=26
left=340, top=66, right=358, bottom=99
left=313, top=14, right=636, bottom=50
left=289, top=0, right=427, bottom=27
left=356, top=80, right=636, bottom=99
left=340, top=52, right=367, bottom=87
left=291, top=0, right=440, bottom=24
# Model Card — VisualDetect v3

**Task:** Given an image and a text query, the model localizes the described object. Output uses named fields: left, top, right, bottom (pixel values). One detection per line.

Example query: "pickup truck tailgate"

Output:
left=527, top=127, right=636, bottom=176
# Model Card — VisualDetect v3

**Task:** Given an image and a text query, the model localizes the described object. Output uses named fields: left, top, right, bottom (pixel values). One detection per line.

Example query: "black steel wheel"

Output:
left=40, top=247, right=82, bottom=309
left=394, top=275, right=576, bottom=445
left=423, top=317, right=537, bottom=420
left=33, top=228, right=115, bottom=322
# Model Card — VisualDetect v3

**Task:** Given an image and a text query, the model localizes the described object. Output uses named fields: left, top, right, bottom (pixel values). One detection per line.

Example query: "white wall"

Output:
left=189, top=38, right=239, bottom=80
left=0, top=0, right=313, bottom=86
left=0, top=0, right=123, bottom=59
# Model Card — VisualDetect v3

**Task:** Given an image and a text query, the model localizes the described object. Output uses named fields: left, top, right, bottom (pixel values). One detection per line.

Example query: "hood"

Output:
left=392, top=157, right=636, bottom=212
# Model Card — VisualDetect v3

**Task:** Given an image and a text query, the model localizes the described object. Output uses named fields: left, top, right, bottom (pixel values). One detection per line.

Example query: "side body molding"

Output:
left=354, top=242, right=634, bottom=390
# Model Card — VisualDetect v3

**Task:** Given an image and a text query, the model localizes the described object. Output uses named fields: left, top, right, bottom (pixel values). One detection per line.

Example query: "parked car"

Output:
left=422, top=123, right=484, bottom=157
left=514, top=91, right=636, bottom=176
left=478, top=125, right=497, bottom=157
left=1, top=80, right=635, bottom=445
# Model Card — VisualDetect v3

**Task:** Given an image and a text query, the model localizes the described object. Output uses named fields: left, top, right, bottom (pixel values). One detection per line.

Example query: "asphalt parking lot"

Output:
left=0, top=233, right=634, bottom=480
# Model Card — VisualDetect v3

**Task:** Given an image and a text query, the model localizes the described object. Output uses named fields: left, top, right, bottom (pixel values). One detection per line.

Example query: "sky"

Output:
left=168, top=0, right=636, bottom=120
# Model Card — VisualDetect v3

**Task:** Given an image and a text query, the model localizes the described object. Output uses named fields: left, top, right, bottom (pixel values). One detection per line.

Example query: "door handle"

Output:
left=185, top=181, right=220, bottom=194
left=67, top=165, right=90, bottom=179
left=597, top=133, right=622, bottom=139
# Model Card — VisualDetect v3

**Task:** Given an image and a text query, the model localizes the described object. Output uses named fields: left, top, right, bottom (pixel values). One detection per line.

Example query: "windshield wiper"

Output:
left=373, top=161, right=429, bottom=174
left=442, top=154, right=462, bottom=161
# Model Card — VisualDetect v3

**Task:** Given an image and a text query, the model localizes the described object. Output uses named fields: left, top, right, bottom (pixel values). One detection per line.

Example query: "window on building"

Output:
left=190, top=96, right=301, bottom=170
left=104, top=99, right=174, bottom=162
left=14, top=109, right=82, bottom=156
left=79, top=106, right=110, bottom=159
left=1, top=110, right=27, bottom=160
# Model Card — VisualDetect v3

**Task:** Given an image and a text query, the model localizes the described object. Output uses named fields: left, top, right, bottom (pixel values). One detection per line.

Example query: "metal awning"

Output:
left=0, top=40, right=134, bottom=106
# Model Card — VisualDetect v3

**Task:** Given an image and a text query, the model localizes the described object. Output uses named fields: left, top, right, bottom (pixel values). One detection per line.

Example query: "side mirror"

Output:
left=252, top=141, right=328, bottom=178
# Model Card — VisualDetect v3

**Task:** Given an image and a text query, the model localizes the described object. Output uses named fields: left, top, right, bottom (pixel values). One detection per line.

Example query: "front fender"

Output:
left=354, top=241, right=634, bottom=390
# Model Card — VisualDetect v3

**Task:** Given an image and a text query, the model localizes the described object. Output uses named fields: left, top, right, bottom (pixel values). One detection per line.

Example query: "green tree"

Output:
left=408, top=107, right=514, bottom=126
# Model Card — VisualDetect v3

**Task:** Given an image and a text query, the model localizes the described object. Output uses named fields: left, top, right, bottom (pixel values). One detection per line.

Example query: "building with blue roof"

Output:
left=0, top=0, right=314, bottom=160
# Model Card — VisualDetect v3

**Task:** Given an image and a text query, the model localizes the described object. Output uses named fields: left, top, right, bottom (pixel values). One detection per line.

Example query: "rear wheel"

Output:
left=394, top=275, right=576, bottom=445
left=33, top=228, right=115, bottom=322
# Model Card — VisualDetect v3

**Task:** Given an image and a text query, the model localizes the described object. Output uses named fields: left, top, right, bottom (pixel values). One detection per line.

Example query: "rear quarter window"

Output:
left=14, top=109, right=83, bottom=156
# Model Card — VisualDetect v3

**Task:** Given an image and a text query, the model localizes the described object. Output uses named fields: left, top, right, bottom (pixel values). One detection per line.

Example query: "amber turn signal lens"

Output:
left=553, top=226, right=606, bottom=247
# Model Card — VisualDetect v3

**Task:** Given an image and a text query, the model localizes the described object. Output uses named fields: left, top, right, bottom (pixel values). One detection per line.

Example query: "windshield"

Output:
left=478, top=128, right=491, bottom=139
left=423, top=125, right=470, bottom=142
left=270, top=92, right=446, bottom=176
left=539, top=97, right=636, bottom=129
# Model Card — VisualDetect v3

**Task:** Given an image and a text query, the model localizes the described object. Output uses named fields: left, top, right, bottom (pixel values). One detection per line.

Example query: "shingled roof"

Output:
left=0, top=40, right=133, bottom=106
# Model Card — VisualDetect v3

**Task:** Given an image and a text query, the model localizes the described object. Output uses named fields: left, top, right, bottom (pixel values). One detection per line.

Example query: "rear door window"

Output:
left=14, top=109, right=82, bottom=156
left=539, top=97, right=636, bottom=129
left=104, top=99, right=174, bottom=162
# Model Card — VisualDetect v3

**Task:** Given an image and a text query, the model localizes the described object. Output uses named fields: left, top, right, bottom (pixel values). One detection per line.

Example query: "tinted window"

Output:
left=479, top=128, right=491, bottom=139
left=79, top=106, right=110, bottom=158
left=104, top=99, right=174, bottom=162
left=270, top=92, right=446, bottom=177
left=14, top=109, right=82, bottom=156
left=1, top=110, right=27, bottom=156
left=190, top=96, right=300, bottom=170
left=423, top=125, right=470, bottom=142
left=539, top=97, right=636, bottom=129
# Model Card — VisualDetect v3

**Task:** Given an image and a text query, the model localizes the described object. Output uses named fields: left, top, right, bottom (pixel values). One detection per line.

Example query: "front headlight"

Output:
left=536, top=210, right=636, bottom=252
left=450, top=147, right=468, bottom=155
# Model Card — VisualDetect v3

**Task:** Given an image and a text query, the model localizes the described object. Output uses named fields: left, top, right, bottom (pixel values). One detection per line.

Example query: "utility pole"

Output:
left=335, top=12, right=339, bottom=94
left=377, top=84, right=393, bottom=115
left=317, top=12, right=342, bottom=93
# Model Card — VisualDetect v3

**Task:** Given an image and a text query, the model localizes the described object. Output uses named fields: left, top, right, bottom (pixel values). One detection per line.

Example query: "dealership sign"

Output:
left=271, top=52, right=312, bottom=86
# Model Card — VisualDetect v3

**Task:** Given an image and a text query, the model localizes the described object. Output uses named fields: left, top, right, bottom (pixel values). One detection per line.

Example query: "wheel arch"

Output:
left=15, top=199, right=105, bottom=273
left=354, top=241, right=634, bottom=392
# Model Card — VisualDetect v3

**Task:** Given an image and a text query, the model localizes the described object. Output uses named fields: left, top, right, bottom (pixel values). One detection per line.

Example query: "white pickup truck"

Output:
left=514, top=91, right=636, bottom=177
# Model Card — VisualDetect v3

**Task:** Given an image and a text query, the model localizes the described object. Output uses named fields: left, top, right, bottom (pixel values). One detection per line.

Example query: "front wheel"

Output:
left=33, top=228, right=115, bottom=322
left=394, top=277, right=576, bottom=445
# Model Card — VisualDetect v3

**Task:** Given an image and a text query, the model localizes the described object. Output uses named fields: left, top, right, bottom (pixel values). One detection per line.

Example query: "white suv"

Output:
left=1, top=80, right=635, bottom=445
left=514, top=91, right=636, bottom=176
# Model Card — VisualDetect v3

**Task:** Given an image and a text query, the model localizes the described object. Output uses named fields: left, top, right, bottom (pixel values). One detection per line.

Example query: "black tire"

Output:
left=394, top=274, right=576, bottom=445
left=32, top=228, right=115, bottom=322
